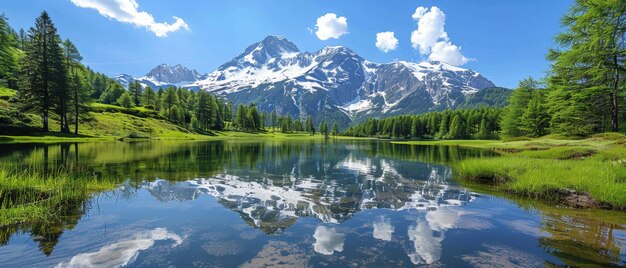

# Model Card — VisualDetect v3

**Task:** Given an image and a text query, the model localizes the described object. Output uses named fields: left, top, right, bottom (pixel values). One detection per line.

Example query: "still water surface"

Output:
left=0, top=140, right=624, bottom=267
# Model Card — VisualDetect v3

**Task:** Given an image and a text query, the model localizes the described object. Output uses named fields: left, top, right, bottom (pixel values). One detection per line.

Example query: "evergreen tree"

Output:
left=331, top=122, right=338, bottom=136
left=141, top=86, right=156, bottom=107
left=447, top=115, right=467, bottom=139
left=319, top=120, right=329, bottom=137
left=234, top=104, right=247, bottom=130
left=128, top=81, right=142, bottom=106
left=547, top=0, right=626, bottom=134
left=270, top=111, right=277, bottom=132
left=520, top=95, right=550, bottom=137
left=62, top=39, right=89, bottom=134
left=306, top=116, right=314, bottom=135
left=100, top=83, right=125, bottom=104
left=117, top=92, right=133, bottom=108
left=18, top=11, right=67, bottom=132
left=162, top=87, right=178, bottom=121
left=91, top=75, right=106, bottom=99
left=501, top=78, right=541, bottom=137
left=260, top=111, right=267, bottom=130
left=0, top=14, right=19, bottom=89
left=248, top=105, right=261, bottom=131
left=195, top=90, right=211, bottom=131
left=437, top=113, right=450, bottom=139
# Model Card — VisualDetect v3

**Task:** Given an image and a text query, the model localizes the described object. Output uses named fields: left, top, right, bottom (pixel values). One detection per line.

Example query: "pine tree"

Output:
left=162, top=87, right=178, bottom=121
left=319, top=120, right=329, bottom=137
left=447, top=115, right=467, bottom=139
left=437, top=113, right=450, bottom=139
left=331, top=122, right=338, bottom=136
left=61, top=39, right=90, bottom=134
left=19, top=11, right=67, bottom=132
left=501, top=78, right=541, bottom=137
left=306, top=116, right=314, bottom=135
left=141, top=86, right=156, bottom=107
left=270, top=111, right=277, bottom=132
left=520, top=95, right=550, bottom=137
left=547, top=0, right=626, bottom=134
left=234, top=104, right=247, bottom=130
left=100, top=83, right=124, bottom=104
left=117, top=92, right=133, bottom=108
left=0, top=14, right=20, bottom=89
left=128, top=81, right=142, bottom=106
left=195, top=90, right=211, bottom=131
left=248, top=105, right=260, bottom=131
left=260, top=111, right=267, bottom=130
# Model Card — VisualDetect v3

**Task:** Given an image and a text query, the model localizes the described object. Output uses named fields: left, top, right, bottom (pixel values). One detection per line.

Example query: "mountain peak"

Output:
left=256, top=35, right=299, bottom=55
left=144, top=64, right=202, bottom=85
left=262, top=34, right=286, bottom=42
left=218, top=35, right=300, bottom=70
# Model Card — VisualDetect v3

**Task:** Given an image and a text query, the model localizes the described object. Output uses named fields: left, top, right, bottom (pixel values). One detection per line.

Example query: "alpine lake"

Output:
left=0, top=140, right=624, bottom=267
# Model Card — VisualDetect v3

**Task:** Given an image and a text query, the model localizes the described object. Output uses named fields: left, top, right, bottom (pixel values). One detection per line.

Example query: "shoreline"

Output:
left=394, top=134, right=626, bottom=211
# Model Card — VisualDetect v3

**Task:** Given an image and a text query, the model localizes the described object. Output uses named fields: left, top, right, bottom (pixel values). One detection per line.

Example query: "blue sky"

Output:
left=2, top=0, right=572, bottom=88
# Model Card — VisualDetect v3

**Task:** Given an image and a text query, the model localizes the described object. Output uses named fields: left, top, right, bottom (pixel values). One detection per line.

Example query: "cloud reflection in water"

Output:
left=56, top=228, right=183, bottom=268
left=313, top=226, right=345, bottom=255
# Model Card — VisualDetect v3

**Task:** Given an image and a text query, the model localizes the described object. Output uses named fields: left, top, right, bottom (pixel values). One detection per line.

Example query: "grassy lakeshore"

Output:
left=0, top=167, right=117, bottom=227
left=394, top=134, right=626, bottom=209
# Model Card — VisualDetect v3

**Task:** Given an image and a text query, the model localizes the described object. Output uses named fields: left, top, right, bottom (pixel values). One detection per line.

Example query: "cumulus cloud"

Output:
left=312, top=226, right=345, bottom=255
left=411, top=6, right=428, bottom=20
left=315, top=13, right=348, bottom=40
left=410, top=6, right=469, bottom=66
left=375, top=31, right=399, bottom=53
left=429, top=41, right=469, bottom=66
left=70, top=0, right=189, bottom=37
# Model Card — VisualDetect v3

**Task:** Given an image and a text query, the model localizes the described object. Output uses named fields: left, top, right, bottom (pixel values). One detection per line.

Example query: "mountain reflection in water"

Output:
left=144, top=159, right=472, bottom=233
left=0, top=140, right=623, bottom=267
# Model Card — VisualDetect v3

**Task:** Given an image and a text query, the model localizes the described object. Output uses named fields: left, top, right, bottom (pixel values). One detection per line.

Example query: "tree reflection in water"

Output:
left=0, top=140, right=623, bottom=266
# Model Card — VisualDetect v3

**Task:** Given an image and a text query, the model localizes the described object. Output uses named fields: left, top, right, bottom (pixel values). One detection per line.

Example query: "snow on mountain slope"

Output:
left=115, top=64, right=205, bottom=89
left=115, top=35, right=496, bottom=126
left=189, top=35, right=494, bottom=125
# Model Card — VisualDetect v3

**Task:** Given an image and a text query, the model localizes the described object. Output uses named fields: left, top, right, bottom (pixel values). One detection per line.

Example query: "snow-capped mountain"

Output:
left=116, top=35, right=499, bottom=126
left=191, top=35, right=496, bottom=126
left=115, top=64, right=205, bottom=89
left=113, top=74, right=134, bottom=89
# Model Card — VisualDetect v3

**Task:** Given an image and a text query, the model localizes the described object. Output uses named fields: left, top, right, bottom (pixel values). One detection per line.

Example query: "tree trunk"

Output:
left=42, top=109, right=49, bottom=132
left=611, top=55, right=619, bottom=132
left=74, top=88, right=79, bottom=134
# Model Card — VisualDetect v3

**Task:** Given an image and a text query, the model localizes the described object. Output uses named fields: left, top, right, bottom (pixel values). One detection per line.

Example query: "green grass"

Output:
left=455, top=157, right=626, bottom=207
left=0, top=87, right=16, bottom=100
left=395, top=134, right=626, bottom=209
left=0, top=166, right=118, bottom=226
left=1, top=100, right=364, bottom=143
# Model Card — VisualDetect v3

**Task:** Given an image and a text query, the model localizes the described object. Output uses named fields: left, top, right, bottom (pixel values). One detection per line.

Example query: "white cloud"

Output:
left=375, top=31, right=399, bottom=53
left=70, top=0, right=189, bottom=37
left=410, top=6, right=469, bottom=66
left=315, top=13, right=348, bottom=40
left=411, top=6, right=428, bottom=20
left=429, top=41, right=469, bottom=66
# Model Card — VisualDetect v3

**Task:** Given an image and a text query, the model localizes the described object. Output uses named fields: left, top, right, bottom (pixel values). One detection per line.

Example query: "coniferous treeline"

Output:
left=343, top=108, right=502, bottom=139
